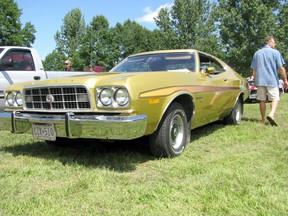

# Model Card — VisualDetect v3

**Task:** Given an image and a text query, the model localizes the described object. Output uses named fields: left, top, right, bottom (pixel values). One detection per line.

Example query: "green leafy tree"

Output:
left=54, top=8, right=86, bottom=70
left=0, top=0, right=36, bottom=46
left=113, top=20, right=153, bottom=60
left=105, top=26, right=123, bottom=69
left=43, top=50, right=66, bottom=71
left=216, top=0, right=280, bottom=76
left=89, top=16, right=110, bottom=69
left=276, top=1, right=288, bottom=66
left=154, top=7, right=178, bottom=49
left=79, top=15, right=118, bottom=71
left=154, top=0, right=220, bottom=55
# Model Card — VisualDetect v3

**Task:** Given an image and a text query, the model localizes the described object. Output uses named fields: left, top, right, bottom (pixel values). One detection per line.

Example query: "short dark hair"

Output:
left=263, top=36, right=276, bottom=45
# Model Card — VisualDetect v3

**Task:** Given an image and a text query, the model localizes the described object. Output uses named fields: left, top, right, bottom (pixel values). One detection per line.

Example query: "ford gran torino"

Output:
left=0, top=49, right=250, bottom=157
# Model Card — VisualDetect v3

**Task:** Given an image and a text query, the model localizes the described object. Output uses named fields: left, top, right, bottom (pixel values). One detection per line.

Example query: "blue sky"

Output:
left=15, top=0, right=173, bottom=60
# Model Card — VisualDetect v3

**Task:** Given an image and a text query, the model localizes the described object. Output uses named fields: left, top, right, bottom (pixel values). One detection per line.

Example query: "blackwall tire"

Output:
left=224, top=98, right=243, bottom=125
left=149, top=102, right=188, bottom=158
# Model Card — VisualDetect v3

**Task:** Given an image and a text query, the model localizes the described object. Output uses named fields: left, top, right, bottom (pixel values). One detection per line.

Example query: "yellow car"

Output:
left=0, top=49, right=249, bottom=157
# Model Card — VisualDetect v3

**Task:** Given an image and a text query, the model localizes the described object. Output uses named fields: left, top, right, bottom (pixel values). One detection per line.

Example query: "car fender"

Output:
left=225, top=92, right=244, bottom=117
left=149, top=91, right=194, bottom=134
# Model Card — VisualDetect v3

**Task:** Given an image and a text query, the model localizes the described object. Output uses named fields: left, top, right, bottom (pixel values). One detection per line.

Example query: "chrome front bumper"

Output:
left=0, top=111, right=147, bottom=140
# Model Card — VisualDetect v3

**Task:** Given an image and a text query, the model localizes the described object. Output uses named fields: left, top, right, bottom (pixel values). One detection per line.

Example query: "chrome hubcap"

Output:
left=169, top=114, right=184, bottom=150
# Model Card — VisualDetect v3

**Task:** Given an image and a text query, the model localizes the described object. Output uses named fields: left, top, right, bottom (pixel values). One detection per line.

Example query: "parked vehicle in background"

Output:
left=0, top=49, right=250, bottom=158
left=247, top=80, right=258, bottom=102
left=247, top=79, right=284, bottom=103
left=0, top=46, right=93, bottom=110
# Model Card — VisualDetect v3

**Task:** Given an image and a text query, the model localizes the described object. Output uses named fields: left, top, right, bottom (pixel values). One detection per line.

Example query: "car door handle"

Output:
left=34, top=76, right=41, bottom=80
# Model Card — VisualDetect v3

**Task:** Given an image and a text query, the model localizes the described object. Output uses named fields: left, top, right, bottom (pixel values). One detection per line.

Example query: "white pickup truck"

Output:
left=0, top=46, right=92, bottom=110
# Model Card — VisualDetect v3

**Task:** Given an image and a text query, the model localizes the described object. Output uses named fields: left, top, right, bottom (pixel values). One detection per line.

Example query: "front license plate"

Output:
left=32, top=124, right=56, bottom=141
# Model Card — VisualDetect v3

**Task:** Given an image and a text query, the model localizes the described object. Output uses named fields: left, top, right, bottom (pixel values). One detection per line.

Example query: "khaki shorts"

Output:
left=257, top=86, right=280, bottom=101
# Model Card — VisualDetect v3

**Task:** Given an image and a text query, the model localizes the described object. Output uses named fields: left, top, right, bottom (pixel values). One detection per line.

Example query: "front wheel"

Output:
left=149, top=102, right=189, bottom=158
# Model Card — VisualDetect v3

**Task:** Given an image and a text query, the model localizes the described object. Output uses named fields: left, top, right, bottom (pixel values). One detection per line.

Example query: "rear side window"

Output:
left=0, top=49, right=35, bottom=71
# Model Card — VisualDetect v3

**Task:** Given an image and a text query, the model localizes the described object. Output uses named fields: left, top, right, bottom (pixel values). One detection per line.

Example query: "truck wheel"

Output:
left=224, top=98, right=243, bottom=125
left=149, top=102, right=188, bottom=158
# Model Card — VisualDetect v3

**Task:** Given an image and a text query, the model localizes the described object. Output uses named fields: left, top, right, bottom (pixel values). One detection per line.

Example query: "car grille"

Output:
left=24, top=86, right=91, bottom=110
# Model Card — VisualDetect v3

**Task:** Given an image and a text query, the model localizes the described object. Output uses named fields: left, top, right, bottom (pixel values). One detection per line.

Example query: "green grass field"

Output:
left=1, top=95, right=288, bottom=215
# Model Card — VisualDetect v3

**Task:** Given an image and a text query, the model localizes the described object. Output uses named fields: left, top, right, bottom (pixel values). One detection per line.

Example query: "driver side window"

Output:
left=1, top=49, right=35, bottom=71
left=199, top=53, right=224, bottom=74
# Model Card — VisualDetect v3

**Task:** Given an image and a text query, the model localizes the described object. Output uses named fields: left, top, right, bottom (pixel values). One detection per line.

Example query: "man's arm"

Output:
left=252, top=69, right=256, bottom=80
left=278, top=66, right=288, bottom=89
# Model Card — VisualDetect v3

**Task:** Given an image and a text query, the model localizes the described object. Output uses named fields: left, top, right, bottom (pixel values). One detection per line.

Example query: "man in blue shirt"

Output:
left=250, top=36, right=288, bottom=126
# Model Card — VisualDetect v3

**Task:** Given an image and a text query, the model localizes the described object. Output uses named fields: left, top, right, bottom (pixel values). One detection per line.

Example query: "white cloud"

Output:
left=136, top=3, right=173, bottom=24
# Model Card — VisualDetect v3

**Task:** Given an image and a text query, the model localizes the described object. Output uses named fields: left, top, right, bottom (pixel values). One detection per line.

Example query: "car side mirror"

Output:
left=206, top=67, right=215, bottom=74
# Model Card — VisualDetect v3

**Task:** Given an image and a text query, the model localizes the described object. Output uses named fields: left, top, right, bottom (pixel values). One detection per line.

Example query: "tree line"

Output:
left=1, top=0, right=287, bottom=77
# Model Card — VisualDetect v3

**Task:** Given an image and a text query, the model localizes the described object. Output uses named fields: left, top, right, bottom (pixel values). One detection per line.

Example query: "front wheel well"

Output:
left=172, top=94, right=194, bottom=123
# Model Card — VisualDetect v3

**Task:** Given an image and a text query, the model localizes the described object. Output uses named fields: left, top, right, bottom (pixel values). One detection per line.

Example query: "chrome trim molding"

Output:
left=0, top=111, right=147, bottom=140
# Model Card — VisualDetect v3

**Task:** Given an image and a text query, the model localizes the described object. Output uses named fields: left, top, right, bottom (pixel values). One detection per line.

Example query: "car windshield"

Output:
left=0, top=48, right=4, bottom=55
left=111, top=52, right=196, bottom=73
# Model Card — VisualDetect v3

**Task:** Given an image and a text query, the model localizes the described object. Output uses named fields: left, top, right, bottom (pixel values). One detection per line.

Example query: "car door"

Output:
left=197, top=52, right=235, bottom=124
left=0, top=48, right=46, bottom=109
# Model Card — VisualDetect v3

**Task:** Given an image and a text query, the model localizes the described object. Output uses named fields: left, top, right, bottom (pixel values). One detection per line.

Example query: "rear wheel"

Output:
left=149, top=102, right=189, bottom=158
left=224, top=98, right=243, bottom=125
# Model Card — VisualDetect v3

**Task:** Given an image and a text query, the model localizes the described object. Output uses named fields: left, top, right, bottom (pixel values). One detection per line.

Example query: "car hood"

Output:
left=10, top=71, right=198, bottom=89
left=6, top=71, right=247, bottom=98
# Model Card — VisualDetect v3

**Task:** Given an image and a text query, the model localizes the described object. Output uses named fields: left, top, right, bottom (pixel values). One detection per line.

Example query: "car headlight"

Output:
left=6, top=92, right=15, bottom=106
left=15, top=92, right=23, bottom=106
left=5, top=91, right=23, bottom=107
left=99, top=88, right=113, bottom=106
left=97, top=87, right=130, bottom=108
left=114, top=88, right=129, bottom=106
